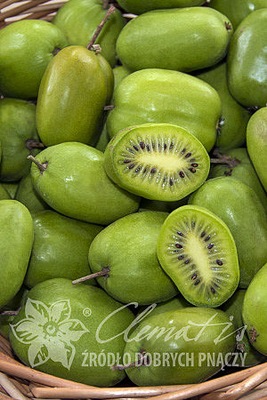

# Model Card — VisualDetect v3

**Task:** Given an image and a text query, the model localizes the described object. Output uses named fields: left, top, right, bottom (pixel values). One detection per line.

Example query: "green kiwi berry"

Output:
left=104, top=123, right=210, bottom=202
left=157, top=204, right=240, bottom=307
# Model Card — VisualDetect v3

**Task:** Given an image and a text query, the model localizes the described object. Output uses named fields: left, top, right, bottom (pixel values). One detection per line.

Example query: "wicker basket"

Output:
left=1, top=1, right=267, bottom=399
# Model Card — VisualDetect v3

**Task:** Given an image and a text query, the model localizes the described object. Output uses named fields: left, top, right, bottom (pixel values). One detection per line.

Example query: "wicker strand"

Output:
left=0, top=372, right=28, bottom=400
left=143, top=364, right=267, bottom=400
left=222, top=364, right=267, bottom=400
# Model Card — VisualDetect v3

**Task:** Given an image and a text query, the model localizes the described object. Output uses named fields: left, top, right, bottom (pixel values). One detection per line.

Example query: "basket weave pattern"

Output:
left=0, top=1, right=267, bottom=399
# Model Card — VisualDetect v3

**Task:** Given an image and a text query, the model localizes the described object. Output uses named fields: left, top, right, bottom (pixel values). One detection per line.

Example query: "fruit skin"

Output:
left=15, top=174, right=49, bottom=214
left=157, top=204, right=240, bottom=308
left=36, top=45, right=113, bottom=147
left=88, top=210, right=178, bottom=305
left=227, top=9, right=267, bottom=108
left=246, top=107, right=267, bottom=192
left=116, top=7, right=233, bottom=73
left=209, top=147, right=267, bottom=214
left=103, top=123, right=210, bottom=202
left=242, top=262, right=267, bottom=356
left=0, top=200, right=34, bottom=309
left=123, top=307, right=236, bottom=386
left=9, top=278, right=135, bottom=386
left=189, top=177, right=267, bottom=288
left=0, top=98, right=41, bottom=182
left=106, top=68, right=222, bottom=152
left=221, top=289, right=266, bottom=366
left=52, top=0, right=126, bottom=67
left=25, top=210, right=103, bottom=288
left=0, top=20, right=68, bottom=99
left=208, top=0, right=267, bottom=30
left=195, top=62, right=251, bottom=151
left=116, top=0, right=206, bottom=14
left=29, top=142, right=140, bottom=226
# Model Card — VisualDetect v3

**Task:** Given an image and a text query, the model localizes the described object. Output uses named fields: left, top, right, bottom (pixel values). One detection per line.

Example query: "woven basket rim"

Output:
left=1, top=334, right=267, bottom=399
left=0, top=1, right=267, bottom=398
left=0, top=0, right=68, bottom=26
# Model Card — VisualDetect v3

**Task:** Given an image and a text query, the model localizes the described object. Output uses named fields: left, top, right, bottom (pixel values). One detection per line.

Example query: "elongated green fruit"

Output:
left=29, top=142, right=140, bottom=225
left=0, top=200, right=34, bottom=309
left=106, top=68, right=222, bottom=152
left=116, top=0, right=206, bottom=14
left=36, top=46, right=113, bottom=146
left=227, top=9, right=267, bottom=108
left=246, top=107, right=267, bottom=192
left=116, top=7, right=233, bottom=72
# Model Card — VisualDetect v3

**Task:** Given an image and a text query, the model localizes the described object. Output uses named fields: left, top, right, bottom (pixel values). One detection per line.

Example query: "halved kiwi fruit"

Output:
left=157, top=204, right=240, bottom=307
left=103, top=123, right=210, bottom=201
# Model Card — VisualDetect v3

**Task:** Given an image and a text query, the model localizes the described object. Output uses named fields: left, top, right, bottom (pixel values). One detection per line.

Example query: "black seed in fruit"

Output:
left=169, top=178, right=174, bottom=186
left=207, top=243, right=214, bottom=249
left=124, top=159, right=131, bottom=163
left=216, top=259, right=223, bottom=266
left=185, top=152, right=192, bottom=158
left=201, top=231, right=206, bottom=238
left=139, top=141, right=145, bottom=149
left=128, top=164, right=135, bottom=169
left=204, top=235, right=211, bottom=242
left=177, top=231, right=184, bottom=237
left=146, top=144, right=150, bottom=151
left=133, top=145, right=139, bottom=151
left=179, top=171, right=185, bottom=178
left=184, top=259, right=190, bottom=264
left=175, top=243, right=183, bottom=248
left=191, top=163, right=198, bottom=167
left=178, top=255, right=184, bottom=260
left=194, top=278, right=201, bottom=286
left=151, top=168, right=157, bottom=174
left=189, top=167, right=196, bottom=173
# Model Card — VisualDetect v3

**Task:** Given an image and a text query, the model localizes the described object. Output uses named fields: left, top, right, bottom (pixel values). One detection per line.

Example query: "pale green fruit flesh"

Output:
left=0, top=200, right=34, bottom=309
left=242, top=263, right=267, bottom=356
left=104, top=123, right=210, bottom=202
left=9, top=278, right=135, bottom=387
left=88, top=210, right=178, bottom=305
left=123, top=307, right=236, bottom=385
left=25, top=210, right=103, bottom=288
left=157, top=205, right=240, bottom=308
left=29, top=142, right=140, bottom=225
left=189, top=177, right=267, bottom=288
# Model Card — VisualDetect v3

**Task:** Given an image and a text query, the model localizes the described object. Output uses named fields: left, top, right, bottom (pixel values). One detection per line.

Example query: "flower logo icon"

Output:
left=10, top=298, right=89, bottom=369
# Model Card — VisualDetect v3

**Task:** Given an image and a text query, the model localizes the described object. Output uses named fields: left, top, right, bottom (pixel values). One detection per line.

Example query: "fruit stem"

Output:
left=0, top=309, right=20, bottom=316
left=72, top=267, right=110, bottom=285
left=87, top=5, right=116, bottom=51
left=210, top=149, right=240, bottom=169
left=25, top=139, right=45, bottom=151
left=27, top=154, right=48, bottom=173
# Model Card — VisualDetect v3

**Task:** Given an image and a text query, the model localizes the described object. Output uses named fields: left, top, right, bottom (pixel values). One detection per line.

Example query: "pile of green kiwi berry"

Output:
left=0, top=0, right=267, bottom=390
